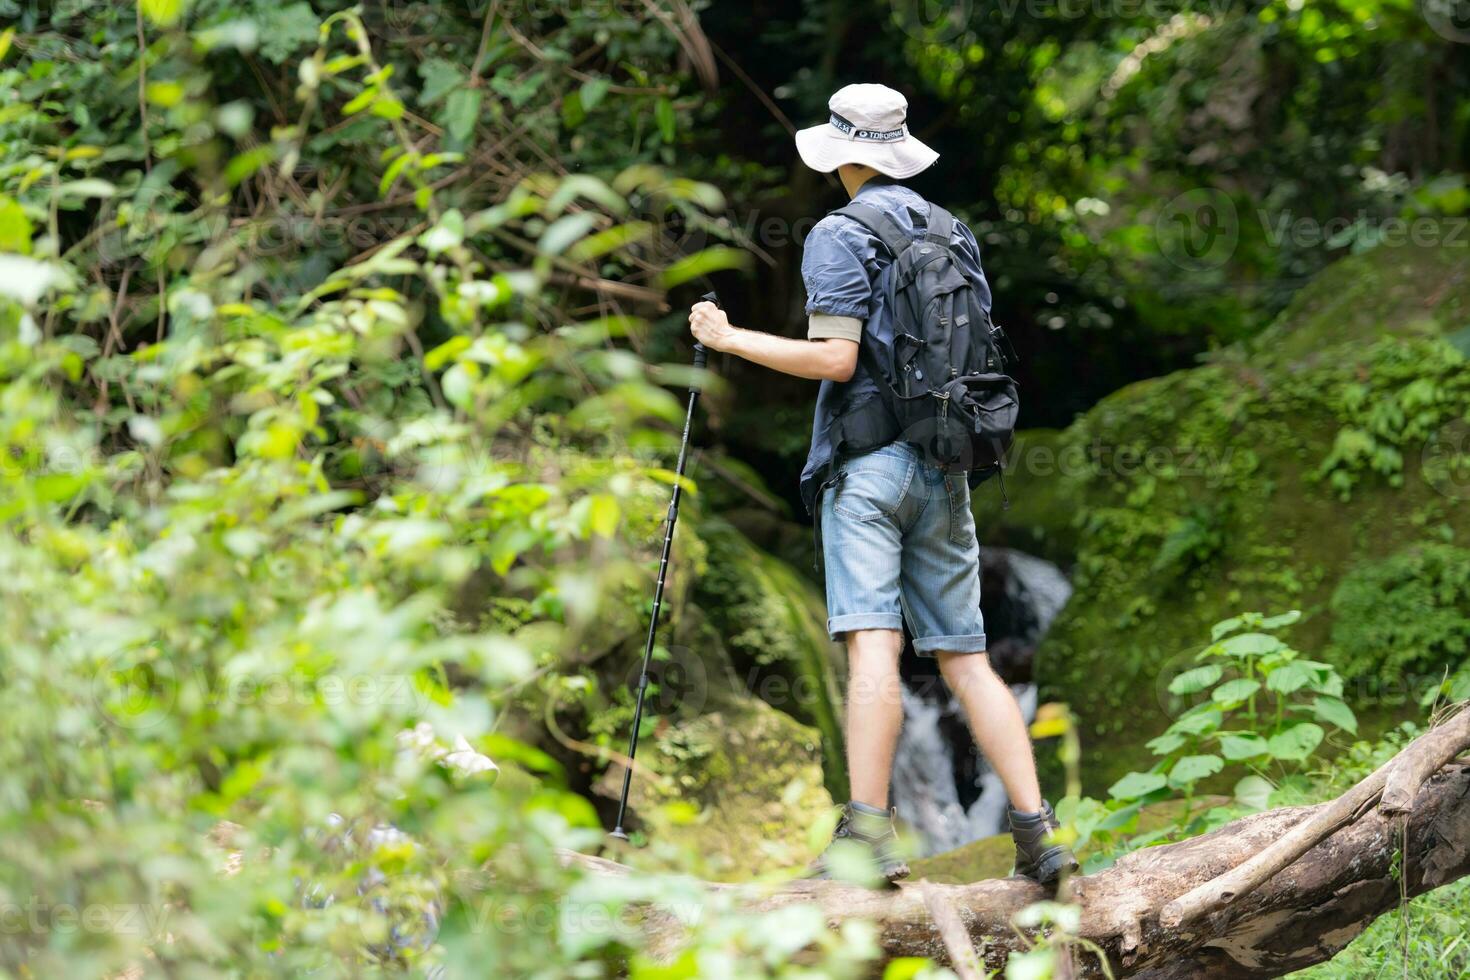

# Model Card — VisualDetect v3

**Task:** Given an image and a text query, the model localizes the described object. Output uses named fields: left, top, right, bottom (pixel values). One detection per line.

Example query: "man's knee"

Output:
left=937, top=650, right=994, bottom=685
left=845, top=629, right=903, bottom=705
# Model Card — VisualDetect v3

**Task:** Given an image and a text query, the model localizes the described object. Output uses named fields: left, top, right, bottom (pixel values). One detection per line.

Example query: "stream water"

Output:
left=890, top=547, right=1072, bottom=856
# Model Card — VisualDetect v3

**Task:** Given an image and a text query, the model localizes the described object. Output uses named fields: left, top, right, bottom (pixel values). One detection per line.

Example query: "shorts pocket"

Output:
left=946, top=473, right=976, bottom=545
left=834, top=451, right=913, bottom=522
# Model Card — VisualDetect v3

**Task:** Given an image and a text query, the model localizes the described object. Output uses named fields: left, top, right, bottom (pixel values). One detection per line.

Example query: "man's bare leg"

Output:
left=844, top=628, right=905, bottom=809
left=937, top=650, right=1043, bottom=813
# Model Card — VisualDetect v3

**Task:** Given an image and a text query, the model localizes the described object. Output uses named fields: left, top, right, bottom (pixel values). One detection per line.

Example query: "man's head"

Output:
left=795, top=83, right=939, bottom=186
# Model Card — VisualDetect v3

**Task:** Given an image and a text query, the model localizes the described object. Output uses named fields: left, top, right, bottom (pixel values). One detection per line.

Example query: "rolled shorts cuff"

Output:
left=912, top=633, right=988, bottom=656
left=827, top=612, right=904, bottom=639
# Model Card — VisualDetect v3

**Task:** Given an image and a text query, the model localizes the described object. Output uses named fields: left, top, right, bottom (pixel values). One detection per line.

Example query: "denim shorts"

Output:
left=819, top=442, right=986, bottom=654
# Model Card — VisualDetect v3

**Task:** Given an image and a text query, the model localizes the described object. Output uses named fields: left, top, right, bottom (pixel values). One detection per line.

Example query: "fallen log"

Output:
left=569, top=711, right=1470, bottom=978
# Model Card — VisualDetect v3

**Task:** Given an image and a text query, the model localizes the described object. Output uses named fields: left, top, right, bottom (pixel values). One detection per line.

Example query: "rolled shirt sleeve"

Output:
left=807, top=313, right=863, bottom=342
left=801, top=218, right=871, bottom=320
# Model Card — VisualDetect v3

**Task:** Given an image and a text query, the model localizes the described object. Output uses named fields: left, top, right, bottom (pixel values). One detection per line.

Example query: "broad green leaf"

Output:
left=1098, top=799, right=1144, bottom=831
left=1258, top=610, right=1302, bottom=630
left=1168, top=754, right=1224, bottom=788
left=1212, top=677, right=1261, bottom=704
left=882, top=958, right=932, bottom=980
left=1167, top=706, right=1224, bottom=737
left=567, top=221, right=652, bottom=261
left=424, top=336, right=471, bottom=371
left=579, top=77, right=611, bottom=111
left=659, top=246, right=752, bottom=288
left=1308, top=695, right=1357, bottom=735
left=587, top=494, right=619, bottom=539
left=544, top=175, right=629, bottom=218
left=0, top=195, right=32, bottom=254
left=57, top=179, right=116, bottom=199
left=419, top=209, right=465, bottom=254
left=1216, top=632, right=1286, bottom=658
left=655, top=96, right=676, bottom=142
left=538, top=213, right=598, bottom=256
left=1234, top=774, right=1273, bottom=810
left=1268, top=722, right=1325, bottom=761
left=1210, top=613, right=1248, bottom=642
left=1168, top=663, right=1223, bottom=695
left=141, top=0, right=188, bottom=27
left=560, top=89, right=585, bottom=129
left=1265, top=660, right=1316, bottom=695
left=1107, top=770, right=1167, bottom=801
left=1005, top=948, right=1057, bottom=980
left=445, top=88, right=482, bottom=143
left=418, top=57, right=466, bottom=105
left=1218, top=732, right=1268, bottom=760
left=1146, top=731, right=1187, bottom=756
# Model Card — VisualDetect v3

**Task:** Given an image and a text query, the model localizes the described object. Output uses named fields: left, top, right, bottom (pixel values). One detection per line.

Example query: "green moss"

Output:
left=1004, top=242, right=1470, bottom=794
left=908, top=796, right=1228, bottom=883
left=1328, top=543, right=1470, bottom=684
left=693, top=520, right=849, bottom=802
left=621, top=690, right=834, bottom=881
left=1251, top=239, right=1470, bottom=367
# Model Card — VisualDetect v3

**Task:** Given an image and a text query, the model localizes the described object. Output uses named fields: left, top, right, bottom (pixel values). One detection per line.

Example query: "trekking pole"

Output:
left=609, top=292, right=717, bottom=842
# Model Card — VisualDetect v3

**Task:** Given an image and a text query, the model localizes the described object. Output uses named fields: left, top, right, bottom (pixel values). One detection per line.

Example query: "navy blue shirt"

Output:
left=798, top=180, right=992, bottom=512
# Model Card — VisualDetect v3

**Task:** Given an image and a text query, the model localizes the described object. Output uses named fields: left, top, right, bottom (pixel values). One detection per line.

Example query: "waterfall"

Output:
left=890, top=547, right=1072, bottom=856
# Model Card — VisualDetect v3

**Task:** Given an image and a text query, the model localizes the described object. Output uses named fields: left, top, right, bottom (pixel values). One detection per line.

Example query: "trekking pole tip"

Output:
left=608, top=827, right=630, bottom=842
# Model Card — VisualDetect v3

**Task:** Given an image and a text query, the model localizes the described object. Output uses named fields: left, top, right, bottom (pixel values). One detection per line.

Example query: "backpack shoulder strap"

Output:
left=829, top=202, right=912, bottom=257
left=924, top=202, right=954, bottom=246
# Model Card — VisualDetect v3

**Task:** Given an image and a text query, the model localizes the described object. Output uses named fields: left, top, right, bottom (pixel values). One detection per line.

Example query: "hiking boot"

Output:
left=1009, top=801, right=1078, bottom=885
left=805, top=801, right=910, bottom=884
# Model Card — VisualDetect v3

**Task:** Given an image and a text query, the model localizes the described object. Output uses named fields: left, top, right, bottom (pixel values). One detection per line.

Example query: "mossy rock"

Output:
left=1251, top=240, right=1470, bottom=366
left=616, top=689, right=833, bottom=881
left=693, top=519, right=849, bottom=802
left=997, top=242, right=1470, bottom=793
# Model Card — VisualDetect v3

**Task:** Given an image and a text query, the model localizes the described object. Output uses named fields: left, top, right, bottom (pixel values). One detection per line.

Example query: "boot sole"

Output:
left=1014, top=847, right=1078, bottom=886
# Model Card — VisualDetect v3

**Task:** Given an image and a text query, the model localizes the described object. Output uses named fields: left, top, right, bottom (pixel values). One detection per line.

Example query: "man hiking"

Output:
left=687, top=83, right=1076, bottom=886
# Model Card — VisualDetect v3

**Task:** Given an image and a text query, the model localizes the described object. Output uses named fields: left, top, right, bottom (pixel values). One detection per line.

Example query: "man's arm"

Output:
left=688, top=301, right=857, bottom=382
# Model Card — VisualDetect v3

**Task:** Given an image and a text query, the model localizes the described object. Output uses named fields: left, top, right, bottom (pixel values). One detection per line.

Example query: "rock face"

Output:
left=572, top=511, right=846, bottom=879
left=614, top=690, right=835, bottom=881
left=989, top=242, right=1470, bottom=791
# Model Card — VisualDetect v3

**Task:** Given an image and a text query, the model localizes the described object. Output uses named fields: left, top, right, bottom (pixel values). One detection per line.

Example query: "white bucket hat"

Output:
left=794, top=83, right=939, bottom=179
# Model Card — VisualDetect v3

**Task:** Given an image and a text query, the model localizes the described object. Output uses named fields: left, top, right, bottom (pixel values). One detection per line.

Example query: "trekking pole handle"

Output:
left=694, top=291, right=720, bottom=370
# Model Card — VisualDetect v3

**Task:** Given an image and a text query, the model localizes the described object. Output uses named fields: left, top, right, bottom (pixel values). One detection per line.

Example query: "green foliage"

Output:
left=1329, top=543, right=1470, bottom=686
left=1030, top=239, right=1470, bottom=792
left=1061, top=612, right=1354, bottom=868
left=0, top=4, right=869, bottom=976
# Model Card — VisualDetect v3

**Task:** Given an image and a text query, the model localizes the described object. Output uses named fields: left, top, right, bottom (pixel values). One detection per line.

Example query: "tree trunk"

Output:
left=572, top=711, right=1470, bottom=977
